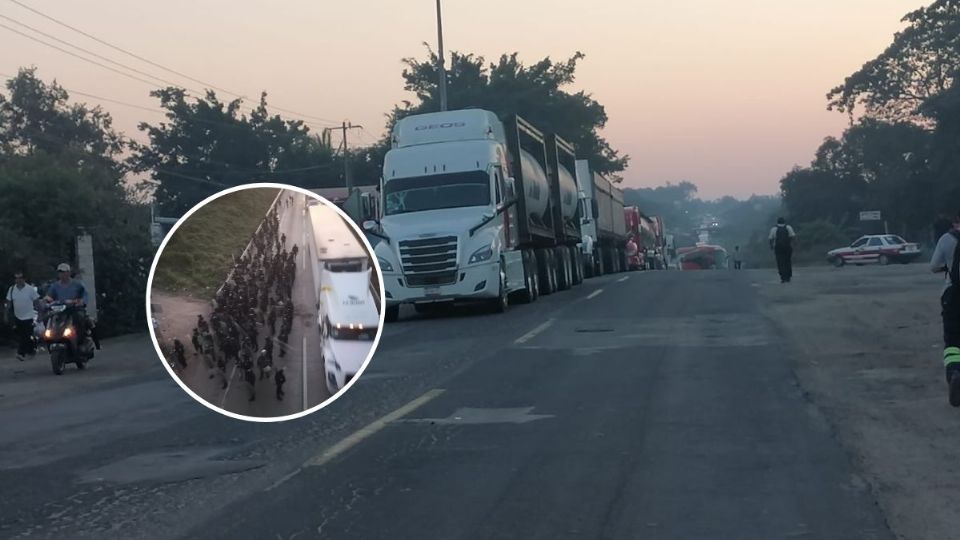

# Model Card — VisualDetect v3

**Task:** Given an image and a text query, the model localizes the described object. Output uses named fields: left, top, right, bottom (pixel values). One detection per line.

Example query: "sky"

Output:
left=1, top=0, right=925, bottom=199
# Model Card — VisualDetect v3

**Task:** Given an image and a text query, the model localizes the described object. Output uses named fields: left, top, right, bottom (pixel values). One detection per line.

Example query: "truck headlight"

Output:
left=468, top=245, right=494, bottom=264
left=377, top=257, right=393, bottom=272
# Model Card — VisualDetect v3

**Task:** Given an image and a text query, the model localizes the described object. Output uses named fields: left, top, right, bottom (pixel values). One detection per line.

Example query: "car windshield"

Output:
left=384, top=171, right=490, bottom=215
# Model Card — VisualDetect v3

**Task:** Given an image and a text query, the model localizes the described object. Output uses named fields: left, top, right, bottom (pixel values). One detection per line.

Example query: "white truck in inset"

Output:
left=367, top=109, right=585, bottom=322
left=306, top=204, right=378, bottom=394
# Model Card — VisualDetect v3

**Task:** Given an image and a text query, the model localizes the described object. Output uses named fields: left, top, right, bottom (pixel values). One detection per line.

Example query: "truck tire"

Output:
left=556, top=248, right=570, bottom=291
left=572, top=248, right=583, bottom=285
left=489, top=264, right=509, bottom=314
left=513, top=251, right=536, bottom=304
left=385, top=305, right=399, bottom=323
left=535, top=249, right=550, bottom=296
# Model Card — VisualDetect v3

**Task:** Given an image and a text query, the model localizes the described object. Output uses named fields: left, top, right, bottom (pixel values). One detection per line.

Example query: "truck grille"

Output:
left=399, top=236, right=458, bottom=287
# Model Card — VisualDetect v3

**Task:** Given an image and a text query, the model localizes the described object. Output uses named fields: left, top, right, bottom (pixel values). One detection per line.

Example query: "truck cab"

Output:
left=319, top=268, right=379, bottom=395
left=372, top=110, right=528, bottom=321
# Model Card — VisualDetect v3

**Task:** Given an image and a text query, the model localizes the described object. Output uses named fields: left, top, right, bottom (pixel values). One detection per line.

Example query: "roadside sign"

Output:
left=859, top=211, right=882, bottom=221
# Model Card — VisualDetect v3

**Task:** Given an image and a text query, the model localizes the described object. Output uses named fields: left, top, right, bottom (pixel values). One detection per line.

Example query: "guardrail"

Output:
left=212, top=190, right=284, bottom=306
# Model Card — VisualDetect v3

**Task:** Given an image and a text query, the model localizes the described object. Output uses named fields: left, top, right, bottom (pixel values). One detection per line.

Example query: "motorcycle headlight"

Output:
left=377, top=257, right=393, bottom=272
left=468, top=245, right=494, bottom=264
left=63, top=327, right=74, bottom=338
left=44, top=328, right=53, bottom=339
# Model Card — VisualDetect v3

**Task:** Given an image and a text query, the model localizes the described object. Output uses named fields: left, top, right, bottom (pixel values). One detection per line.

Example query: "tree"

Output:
left=0, top=69, right=152, bottom=336
left=131, top=89, right=339, bottom=216
left=392, top=46, right=628, bottom=174
left=827, top=0, right=960, bottom=122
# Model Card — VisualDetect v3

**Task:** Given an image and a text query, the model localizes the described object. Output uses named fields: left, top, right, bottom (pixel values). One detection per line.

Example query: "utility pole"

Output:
left=436, top=0, right=448, bottom=111
left=336, top=121, right=363, bottom=195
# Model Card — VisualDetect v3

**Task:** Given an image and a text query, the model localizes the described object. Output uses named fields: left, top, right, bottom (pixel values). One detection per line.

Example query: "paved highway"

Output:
left=0, top=270, right=893, bottom=539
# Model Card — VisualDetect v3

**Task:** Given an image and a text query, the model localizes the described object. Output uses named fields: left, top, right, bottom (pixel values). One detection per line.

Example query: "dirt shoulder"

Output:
left=759, top=263, right=951, bottom=540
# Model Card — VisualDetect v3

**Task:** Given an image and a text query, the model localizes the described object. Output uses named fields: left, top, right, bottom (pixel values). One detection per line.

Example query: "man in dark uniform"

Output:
left=931, top=210, right=960, bottom=406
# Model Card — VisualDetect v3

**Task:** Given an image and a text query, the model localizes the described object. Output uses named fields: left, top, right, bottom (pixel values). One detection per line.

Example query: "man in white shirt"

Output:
left=5, top=271, right=40, bottom=361
left=769, top=218, right=797, bottom=283
left=930, top=210, right=960, bottom=406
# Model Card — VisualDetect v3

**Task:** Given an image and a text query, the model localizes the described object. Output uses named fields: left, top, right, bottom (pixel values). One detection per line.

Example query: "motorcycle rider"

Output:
left=43, top=263, right=100, bottom=350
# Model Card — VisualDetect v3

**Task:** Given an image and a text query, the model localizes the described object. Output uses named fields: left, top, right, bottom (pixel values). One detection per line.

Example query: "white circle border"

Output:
left=145, top=182, right=387, bottom=423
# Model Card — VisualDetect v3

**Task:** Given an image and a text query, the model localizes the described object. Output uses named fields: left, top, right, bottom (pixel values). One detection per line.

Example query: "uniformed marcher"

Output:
left=931, top=210, right=960, bottom=406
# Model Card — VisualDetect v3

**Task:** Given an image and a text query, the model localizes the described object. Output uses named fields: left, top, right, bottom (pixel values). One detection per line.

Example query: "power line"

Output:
left=7, top=0, right=239, bottom=97
left=0, top=14, right=194, bottom=91
left=0, top=23, right=173, bottom=89
left=5, top=0, right=343, bottom=126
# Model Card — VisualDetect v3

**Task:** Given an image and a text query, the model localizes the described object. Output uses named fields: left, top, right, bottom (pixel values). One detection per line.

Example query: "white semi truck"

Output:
left=575, top=160, right=627, bottom=277
left=306, top=203, right=378, bottom=394
left=368, top=109, right=584, bottom=322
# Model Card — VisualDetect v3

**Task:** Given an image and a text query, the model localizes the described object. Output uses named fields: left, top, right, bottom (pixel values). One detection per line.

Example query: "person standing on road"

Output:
left=5, top=272, right=40, bottom=361
left=733, top=246, right=743, bottom=270
left=275, top=367, right=286, bottom=401
left=191, top=327, right=203, bottom=355
left=244, top=367, right=256, bottom=402
left=769, top=218, right=796, bottom=283
left=931, top=210, right=960, bottom=406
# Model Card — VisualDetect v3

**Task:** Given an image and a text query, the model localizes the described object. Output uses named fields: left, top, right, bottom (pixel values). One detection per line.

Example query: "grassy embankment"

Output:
left=152, top=188, right=278, bottom=297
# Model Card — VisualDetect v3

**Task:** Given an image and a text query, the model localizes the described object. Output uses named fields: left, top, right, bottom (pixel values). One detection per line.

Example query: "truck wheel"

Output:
left=385, top=305, right=399, bottom=323
left=572, top=249, right=583, bottom=285
left=557, top=248, right=570, bottom=291
left=515, top=252, right=536, bottom=304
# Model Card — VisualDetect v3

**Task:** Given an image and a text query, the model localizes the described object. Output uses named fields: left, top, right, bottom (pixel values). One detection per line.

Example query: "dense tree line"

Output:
left=783, top=0, right=960, bottom=246
left=1, top=46, right=632, bottom=339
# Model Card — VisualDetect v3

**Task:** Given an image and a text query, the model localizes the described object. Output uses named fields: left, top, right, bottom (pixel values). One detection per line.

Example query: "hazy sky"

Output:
left=2, top=0, right=924, bottom=199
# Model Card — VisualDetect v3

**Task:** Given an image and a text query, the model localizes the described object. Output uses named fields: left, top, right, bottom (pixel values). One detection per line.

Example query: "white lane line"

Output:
left=514, top=318, right=555, bottom=345
left=303, top=388, right=446, bottom=468
left=586, top=288, right=604, bottom=300
left=617, top=276, right=630, bottom=283
left=301, top=335, right=308, bottom=411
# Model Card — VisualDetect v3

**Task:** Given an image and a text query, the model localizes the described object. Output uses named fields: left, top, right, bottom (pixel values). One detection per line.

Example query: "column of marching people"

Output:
left=171, top=194, right=299, bottom=404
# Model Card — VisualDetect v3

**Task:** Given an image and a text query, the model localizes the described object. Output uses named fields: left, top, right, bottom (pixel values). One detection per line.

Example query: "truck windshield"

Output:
left=329, top=324, right=378, bottom=341
left=326, top=260, right=366, bottom=272
left=384, top=171, right=490, bottom=215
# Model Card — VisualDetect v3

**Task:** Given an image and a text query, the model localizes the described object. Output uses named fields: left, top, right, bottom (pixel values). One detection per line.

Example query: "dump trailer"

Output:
left=371, top=109, right=583, bottom=322
left=577, top=160, right=627, bottom=277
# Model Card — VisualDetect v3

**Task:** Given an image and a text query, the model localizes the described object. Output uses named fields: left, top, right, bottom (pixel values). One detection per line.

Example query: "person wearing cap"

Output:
left=43, top=263, right=101, bottom=350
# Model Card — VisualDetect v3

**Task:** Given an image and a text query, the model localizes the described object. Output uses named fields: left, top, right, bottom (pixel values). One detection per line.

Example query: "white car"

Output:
left=827, top=235, right=921, bottom=267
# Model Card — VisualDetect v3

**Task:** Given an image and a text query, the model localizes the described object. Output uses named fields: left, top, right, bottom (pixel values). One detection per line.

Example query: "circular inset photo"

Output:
left=146, top=183, right=385, bottom=422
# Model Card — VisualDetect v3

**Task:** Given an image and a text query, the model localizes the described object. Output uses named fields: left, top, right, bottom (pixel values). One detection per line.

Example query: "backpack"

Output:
left=774, top=226, right=792, bottom=249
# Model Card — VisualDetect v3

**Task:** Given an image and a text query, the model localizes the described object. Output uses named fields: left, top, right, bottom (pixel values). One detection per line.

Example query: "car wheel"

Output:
left=879, top=254, right=890, bottom=266
left=832, top=257, right=845, bottom=268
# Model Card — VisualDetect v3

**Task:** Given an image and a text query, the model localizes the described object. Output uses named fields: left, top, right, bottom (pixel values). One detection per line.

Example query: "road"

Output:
left=0, top=269, right=895, bottom=539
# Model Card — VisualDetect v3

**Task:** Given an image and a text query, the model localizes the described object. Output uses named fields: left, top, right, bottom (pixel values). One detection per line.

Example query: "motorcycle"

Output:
left=41, top=301, right=95, bottom=375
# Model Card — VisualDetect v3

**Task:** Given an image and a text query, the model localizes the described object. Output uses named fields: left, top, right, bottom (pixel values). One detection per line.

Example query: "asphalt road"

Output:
left=0, top=269, right=894, bottom=539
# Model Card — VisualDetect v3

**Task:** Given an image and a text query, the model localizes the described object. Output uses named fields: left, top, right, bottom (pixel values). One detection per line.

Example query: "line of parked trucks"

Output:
left=349, top=108, right=668, bottom=322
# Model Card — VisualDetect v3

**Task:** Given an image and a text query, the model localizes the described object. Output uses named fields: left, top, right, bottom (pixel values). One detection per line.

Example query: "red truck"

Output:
left=624, top=207, right=667, bottom=270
